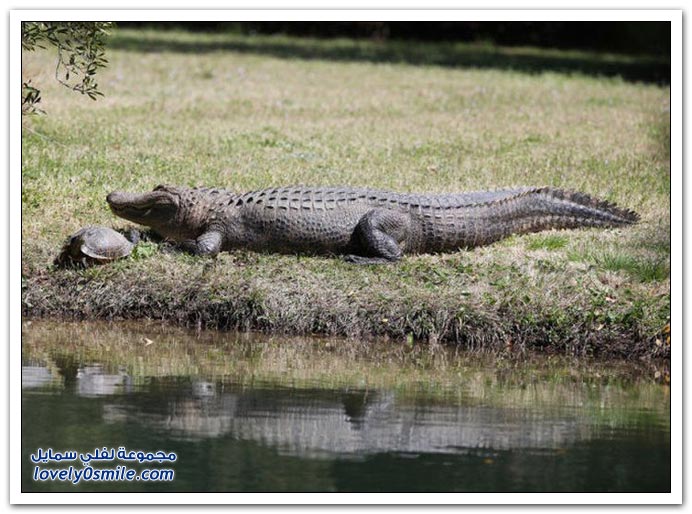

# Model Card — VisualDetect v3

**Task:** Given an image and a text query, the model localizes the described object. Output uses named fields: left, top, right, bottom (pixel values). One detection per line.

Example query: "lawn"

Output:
left=21, top=28, right=671, bottom=359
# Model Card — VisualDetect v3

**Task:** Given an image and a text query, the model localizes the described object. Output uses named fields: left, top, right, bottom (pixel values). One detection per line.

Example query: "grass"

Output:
left=570, top=249, right=670, bottom=283
left=21, top=28, right=671, bottom=359
left=524, top=234, right=569, bottom=251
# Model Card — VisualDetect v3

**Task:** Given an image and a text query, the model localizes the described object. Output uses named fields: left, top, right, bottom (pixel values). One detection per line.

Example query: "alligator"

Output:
left=106, top=185, right=639, bottom=264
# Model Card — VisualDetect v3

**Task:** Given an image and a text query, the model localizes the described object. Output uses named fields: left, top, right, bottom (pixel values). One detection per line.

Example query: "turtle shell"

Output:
left=59, top=226, right=134, bottom=264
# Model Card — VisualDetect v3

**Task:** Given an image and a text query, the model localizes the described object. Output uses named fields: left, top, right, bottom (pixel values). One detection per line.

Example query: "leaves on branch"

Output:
left=21, top=22, right=113, bottom=115
left=22, top=81, right=43, bottom=115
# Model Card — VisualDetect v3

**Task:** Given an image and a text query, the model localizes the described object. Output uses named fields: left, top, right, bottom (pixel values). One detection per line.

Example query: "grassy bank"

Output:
left=21, top=29, right=671, bottom=359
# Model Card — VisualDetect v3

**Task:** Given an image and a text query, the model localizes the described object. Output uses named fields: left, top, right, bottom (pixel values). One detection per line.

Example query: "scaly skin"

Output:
left=106, top=185, right=639, bottom=264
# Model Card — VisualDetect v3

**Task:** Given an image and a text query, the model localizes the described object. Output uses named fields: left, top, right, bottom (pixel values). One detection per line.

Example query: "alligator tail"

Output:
left=462, top=187, right=640, bottom=247
left=534, top=187, right=640, bottom=227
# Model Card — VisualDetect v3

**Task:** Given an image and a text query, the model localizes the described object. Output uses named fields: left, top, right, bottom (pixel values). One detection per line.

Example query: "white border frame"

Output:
left=8, top=8, right=682, bottom=505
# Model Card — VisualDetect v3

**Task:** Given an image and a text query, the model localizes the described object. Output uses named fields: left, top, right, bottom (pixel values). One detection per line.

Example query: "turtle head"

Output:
left=107, top=185, right=181, bottom=232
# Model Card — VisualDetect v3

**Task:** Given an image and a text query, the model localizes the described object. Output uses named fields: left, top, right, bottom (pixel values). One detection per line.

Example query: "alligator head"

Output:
left=107, top=185, right=183, bottom=239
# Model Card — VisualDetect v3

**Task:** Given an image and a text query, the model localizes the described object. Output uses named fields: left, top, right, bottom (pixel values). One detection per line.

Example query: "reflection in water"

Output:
left=76, top=365, right=133, bottom=398
left=21, top=321, right=670, bottom=493
left=21, top=365, right=58, bottom=389
left=98, top=383, right=595, bottom=458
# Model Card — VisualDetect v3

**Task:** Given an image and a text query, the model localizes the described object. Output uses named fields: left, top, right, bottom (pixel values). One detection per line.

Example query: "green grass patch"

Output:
left=572, top=250, right=670, bottom=283
left=129, top=241, right=159, bottom=261
left=525, top=234, right=569, bottom=251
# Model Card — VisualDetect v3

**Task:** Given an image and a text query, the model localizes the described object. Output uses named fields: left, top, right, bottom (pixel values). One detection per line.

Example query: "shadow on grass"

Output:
left=108, top=31, right=670, bottom=85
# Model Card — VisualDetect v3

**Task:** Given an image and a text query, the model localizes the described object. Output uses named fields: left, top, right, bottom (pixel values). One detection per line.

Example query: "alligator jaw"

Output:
left=106, top=189, right=180, bottom=228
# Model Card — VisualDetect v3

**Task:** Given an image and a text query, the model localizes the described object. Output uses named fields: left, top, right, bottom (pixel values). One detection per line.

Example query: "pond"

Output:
left=21, top=320, right=670, bottom=493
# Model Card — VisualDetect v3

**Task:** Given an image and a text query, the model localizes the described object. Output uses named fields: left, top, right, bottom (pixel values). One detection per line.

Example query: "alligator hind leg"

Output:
left=344, top=209, right=411, bottom=265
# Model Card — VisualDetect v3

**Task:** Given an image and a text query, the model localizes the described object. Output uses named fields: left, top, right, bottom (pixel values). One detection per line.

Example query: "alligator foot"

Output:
left=175, top=230, right=224, bottom=257
left=349, top=209, right=408, bottom=264
left=343, top=254, right=398, bottom=265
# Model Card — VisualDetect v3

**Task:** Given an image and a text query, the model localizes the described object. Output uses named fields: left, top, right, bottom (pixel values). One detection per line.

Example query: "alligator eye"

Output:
left=154, top=184, right=167, bottom=191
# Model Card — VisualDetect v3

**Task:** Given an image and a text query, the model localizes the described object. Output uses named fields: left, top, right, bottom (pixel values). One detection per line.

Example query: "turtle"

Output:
left=54, top=226, right=139, bottom=268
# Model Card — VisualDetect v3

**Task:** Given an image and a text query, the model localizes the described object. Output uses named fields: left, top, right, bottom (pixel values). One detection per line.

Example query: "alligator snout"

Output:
left=106, top=190, right=162, bottom=211
left=107, top=189, right=181, bottom=230
left=106, top=191, right=127, bottom=210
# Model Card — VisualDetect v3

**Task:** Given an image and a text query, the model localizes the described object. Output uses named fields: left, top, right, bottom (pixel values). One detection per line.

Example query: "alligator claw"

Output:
left=343, top=254, right=397, bottom=265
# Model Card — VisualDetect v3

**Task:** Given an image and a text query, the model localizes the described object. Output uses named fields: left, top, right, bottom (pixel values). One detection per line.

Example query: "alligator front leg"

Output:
left=178, top=230, right=224, bottom=257
left=344, top=209, right=411, bottom=265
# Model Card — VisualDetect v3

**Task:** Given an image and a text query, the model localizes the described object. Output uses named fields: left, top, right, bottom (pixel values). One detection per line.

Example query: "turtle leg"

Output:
left=124, top=228, right=141, bottom=244
left=344, top=209, right=411, bottom=265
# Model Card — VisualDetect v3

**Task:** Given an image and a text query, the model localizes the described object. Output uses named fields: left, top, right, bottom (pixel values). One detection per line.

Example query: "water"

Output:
left=21, top=321, right=670, bottom=493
